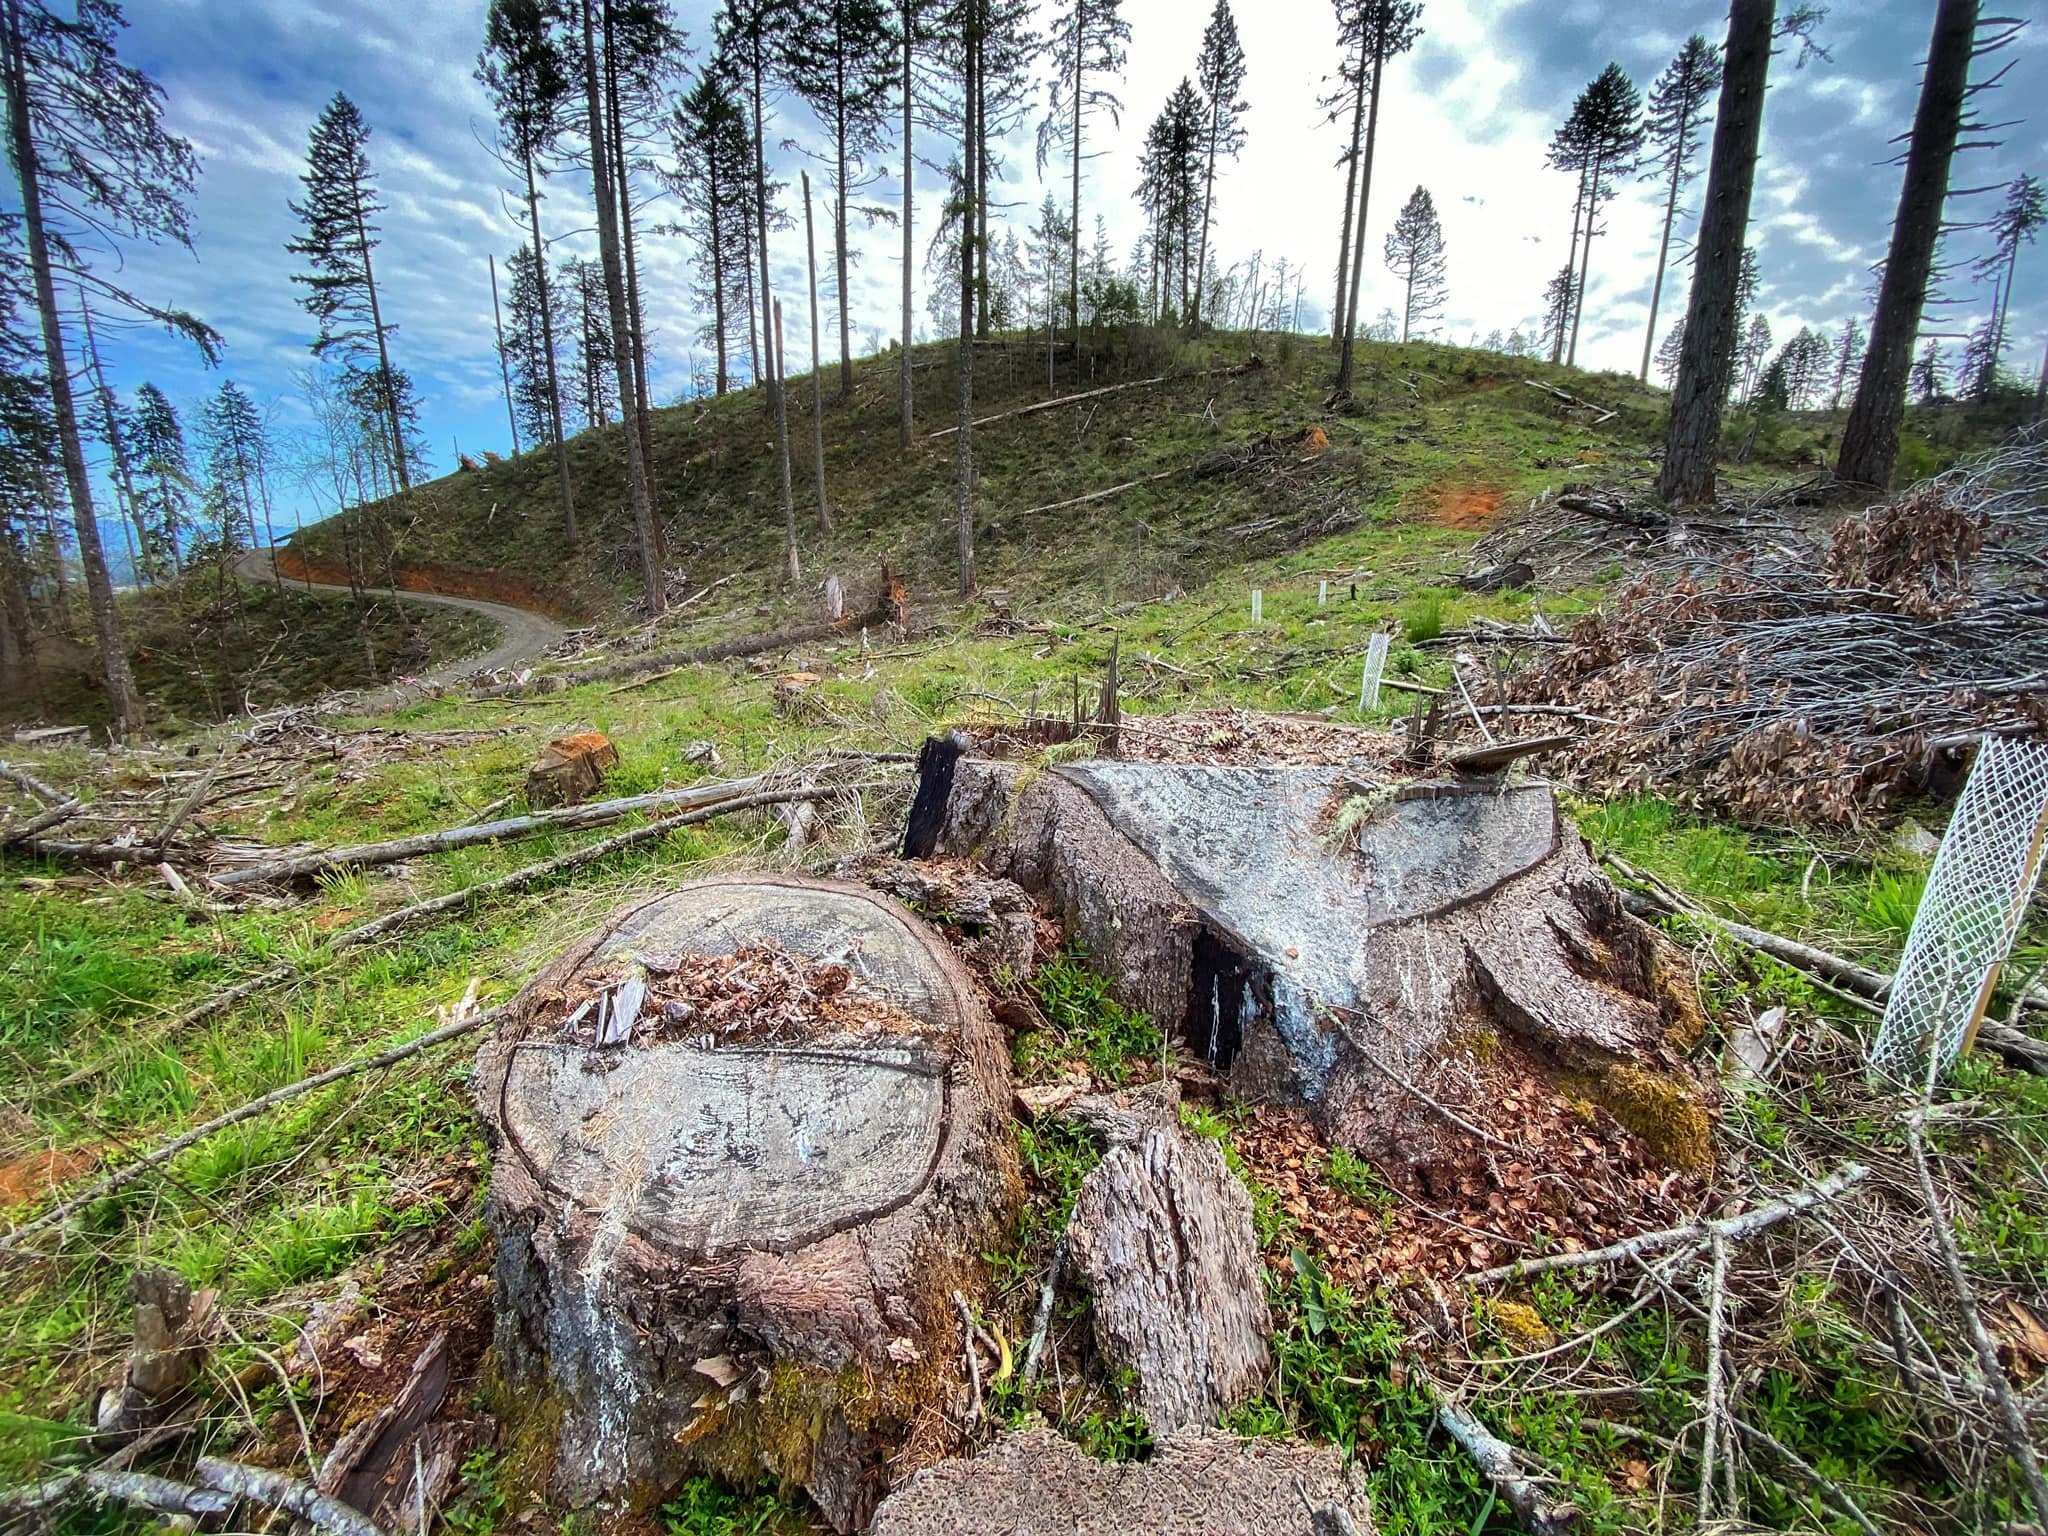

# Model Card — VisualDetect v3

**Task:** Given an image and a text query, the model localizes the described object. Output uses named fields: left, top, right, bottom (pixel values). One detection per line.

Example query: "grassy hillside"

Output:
left=293, top=330, right=1743, bottom=622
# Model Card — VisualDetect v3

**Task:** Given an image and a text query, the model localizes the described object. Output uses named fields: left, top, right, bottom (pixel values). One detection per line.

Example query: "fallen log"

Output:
left=0, top=1469, right=234, bottom=1522
left=193, top=1457, right=388, bottom=1536
left=214, top=771, right=787, bottom=889
left=1, top=1003, right=511, bottom=1256
left=1426, top=1381, right=1577, bottom=1535
left=1467, top=1162, right=1868, bottom=1287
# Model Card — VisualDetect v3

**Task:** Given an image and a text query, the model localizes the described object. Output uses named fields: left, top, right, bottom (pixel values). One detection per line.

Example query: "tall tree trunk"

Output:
left=77, top=291, right=151, bottom=589
left=804, top=170, right=830, bottom=530
left=1193, top=89, right=1221, bottom=328
left=1401, top=263, right=1413, bottom=344
left=1, top=0, right=143, bottom=733
left=751, top=46, right=798, bottom=580
left=834, top=45, right=854, bottom=400
left=1334, top=40, right=1386, bottom=394
left=1330, top=60, right=1366, bottom=346
left=708, top=154, right=729, bottom=395
left=348, top=167, right=409, bottom=493
left=974, top=63, right=990, bottom=341
left=956, top=5, right=977, bottom=596
left=523, top=153, right=577, bottom=540
left=1567, top=148, right=1604, bottom=367
left=1639, top=101, right=1697, bottom=383
left=775, top=297, right=799, bottom=579
left=899, top=0, right=914, bottom=449
left=603, top=16, right=660, bottom=556
left=1836, top=0, right=1977, bottom=490
left=580, top=0, right=662, bottom=612
left=1659, top=0, right=1775, bottom=506
left=489, top=253, right=522, bottom=456
left=1552, top=166, right=1588, bottom=364
left=1068, top=7, right=1082, bottom=349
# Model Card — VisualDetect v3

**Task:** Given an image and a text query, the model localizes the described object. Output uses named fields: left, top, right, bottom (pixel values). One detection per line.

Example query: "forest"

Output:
left=3, top=1, right=2048, bottom=1535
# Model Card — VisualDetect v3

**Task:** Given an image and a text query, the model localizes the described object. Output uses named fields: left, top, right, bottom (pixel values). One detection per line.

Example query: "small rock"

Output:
left=1893, top=817, right=1941, bottom=860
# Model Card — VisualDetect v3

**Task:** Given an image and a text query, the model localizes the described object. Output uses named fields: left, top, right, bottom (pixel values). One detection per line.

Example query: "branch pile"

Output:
left=1508, top=445, right=2048, bottom=827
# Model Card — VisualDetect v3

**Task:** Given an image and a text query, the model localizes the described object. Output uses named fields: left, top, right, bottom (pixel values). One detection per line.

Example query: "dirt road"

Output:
left=235, top=550, right=568, bottom=706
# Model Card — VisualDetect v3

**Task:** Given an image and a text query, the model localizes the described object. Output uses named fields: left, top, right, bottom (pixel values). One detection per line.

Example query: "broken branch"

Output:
left=193, top=1457, right=388, bottom=1536
left=1424, top=1376, right=1577, bottom=1535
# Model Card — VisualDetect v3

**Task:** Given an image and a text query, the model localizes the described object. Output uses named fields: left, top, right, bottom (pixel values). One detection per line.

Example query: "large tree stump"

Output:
left=870, top=1424, right=1376, bottom=1535
left=1064, top=1085, right=1269, bottom=1435
left=477, top=875, right=1019, bottom=1532
left=914, top=748, right=1709, bottom=1169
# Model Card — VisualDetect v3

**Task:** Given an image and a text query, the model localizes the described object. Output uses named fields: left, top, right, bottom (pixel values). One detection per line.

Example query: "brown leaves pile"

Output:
left=1229, top=1044, right=1704, bottom=1292
left=545, top=941, right=926, bottom=1050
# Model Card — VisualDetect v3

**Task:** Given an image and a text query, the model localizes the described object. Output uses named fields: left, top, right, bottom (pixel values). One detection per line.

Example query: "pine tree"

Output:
left=1638, top=35, right=1720, bottom=381
left=1331, top=0, right=1423, bottom=394
left=1910, top=337, right=1947, bottom=403
left=501, top=245, right=562, bottom=446
left=286, top=93, right=412, bottom=495
left=560, top=255, right=618, bottom=430
left=1539, top=266, right=1577, bottom=360
left=1828, top=317, right=1863, bottom=410
left=580, top=0, right=665, bottom=609
left=670, top=67, right=755, bottom=395
left=1969, top=173, right=2045, bottom=397
left=1136, top=80, right=1204, bottom=322
left=478, top=0, right=580, bottom=538
left=1546, top=63, right=1642, bottom=367
left=1654, top=319, right=1686, bottom=388
left=1659, top=1, right=1778, bottom=505
left=130, top=384, right=191, bottom=579
left=1382, top=185, right=1445, bottom=342
left=897, top=0, right=947, bottom=447
left=1191, top=1, right=1247, bottom=329
left=0, top=0, right=220, bottom=733
left=1736, top=313, right=1772, bottom=403
left=953, top=0, right=980, bottom=594
left=199, top=381, right=269, bottom=567
left=1037, top=0, right=1129, bottom=348
left=785, top=0, right=896, bottom=399
left=1838, top=0, right=1982, bottom=489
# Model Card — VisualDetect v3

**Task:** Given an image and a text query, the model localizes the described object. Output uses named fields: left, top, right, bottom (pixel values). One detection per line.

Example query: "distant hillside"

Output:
left=288, top=327, right=1997, bottom=627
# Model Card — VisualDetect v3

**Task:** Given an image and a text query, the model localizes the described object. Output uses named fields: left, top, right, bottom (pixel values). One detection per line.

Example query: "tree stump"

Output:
left=1064, top=1085, right=1269, bottom=1435
left=524, top=731, right=618, bottom=810
left=869, top=1424, right=1376, bottom=1535
left=476, top=874, right=1019, bottom=1532
left=912, top=749, right=1709, bottom=1169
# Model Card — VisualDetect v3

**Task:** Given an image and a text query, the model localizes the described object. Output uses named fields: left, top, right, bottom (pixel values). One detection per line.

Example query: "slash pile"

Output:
left=1510, top=437, right=2048, bottom=828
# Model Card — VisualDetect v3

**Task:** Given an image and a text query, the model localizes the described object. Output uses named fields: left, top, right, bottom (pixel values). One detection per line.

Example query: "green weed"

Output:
left=1030, top=947, right=1162, bottom=1085
left=661, top=1475, right=810, bottom=1535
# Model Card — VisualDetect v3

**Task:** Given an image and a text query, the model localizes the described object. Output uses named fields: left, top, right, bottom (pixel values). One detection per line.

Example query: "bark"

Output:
left=580, top=0, right=662, bottom=611
left=1068, top=6, right=1082, bottom=346
left=1065, top=1086, right=1270, bottom=1435
left=803, top=171, right=830, bottom=529
left=523, top=152, right=577, bottom=538
left=77, top=294, right=152, bottom=588
left=1334, top=40, right=1386, bottom=394
left=748, top=45, right=797, bottom=580
left=1567, top=147, right=1604, bottom=367
left=1640, top=91, right=1699, bottom=382
left=1657, top=0, right=1775, bottom=507
left=1426, top=1387, right=1576, bottom=1536
left=608, top=44, right=661, bottom=554
left=775, top=297, right=799, bottom=578
left=899, top=0, right=913, bottom=448
left=479, top=875, right=1018, bottom=1532
left=1835, top=0, right=1979, bottom=490
left=1, top=0, right=144, bottom=733
left=193, top=1458, right=388, bottom=1536
left=833, top=45, right=854, bottom=400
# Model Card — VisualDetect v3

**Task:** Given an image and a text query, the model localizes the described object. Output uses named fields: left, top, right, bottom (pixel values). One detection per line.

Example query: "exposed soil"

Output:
left=273, top=547, right=584, bottom=622
left=0, top=1144, right=100, bottom=1211
left=1422, top=480, right=1507, bottom=530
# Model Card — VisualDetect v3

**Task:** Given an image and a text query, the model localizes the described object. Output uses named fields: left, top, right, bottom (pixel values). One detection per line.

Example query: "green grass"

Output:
left=1021, top=945, right=1164, bottom=1085
left=661, top=1476, right=811, bottom=1535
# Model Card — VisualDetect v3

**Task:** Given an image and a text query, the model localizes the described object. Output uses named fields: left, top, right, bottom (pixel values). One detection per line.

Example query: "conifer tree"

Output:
left=670, top=66, right=755, bottom=395
left=479, top=0, right=579, bottom=537
left=501, top=244, right=562, bottom=445
left=1191, top=0, right=1247, bottom=327
left=1737, top=312, right=1772, bottom=403
left=1828, top=316, right=1863, bottom=410
left=1911, top=337, right=1947, bottom=403
left=130, top=384, right=191, bottom=578
left=785, top=0, right=895, bottom=398
left=1838, top=0, right=1985, bottom=488
left=287, top=92, right=412, bottom=496
left=561, top=257, right=618, bottom=428
left=1638, top=35, right=1720, bottom=381
left=1331, top=0, right=1422, bottom=394
left=1654, top=319, right=1686, bottom=388
left=1969, top=173, right=2044, bottom=397
left=1038, top=0, right=1129, bottom=345
left=1383, top=185, right=1445, bottom=342
left=199, top=381, right=269, bottom=566
left=1546, top=63, right=1642, bottom=367
left=0, top=0, right=220, bottom=733
left=1136, top=80, right=1204, bottom=321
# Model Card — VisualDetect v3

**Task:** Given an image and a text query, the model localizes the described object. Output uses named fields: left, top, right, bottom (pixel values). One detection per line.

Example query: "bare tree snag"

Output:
left=870, top=1424, right=1377, bottom=1534
left=95, top=1268, right=214, bottom=1436
left=912, top=748, right=1708, bottom=1170
left=1064, top=1083, right=1269, bottom=1434
left=478, top=875, right=1018, bottom=1532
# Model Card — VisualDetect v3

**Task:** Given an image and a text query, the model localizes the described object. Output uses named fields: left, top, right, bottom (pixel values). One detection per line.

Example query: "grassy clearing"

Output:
left=0, top=327, right=2039, bottom=1530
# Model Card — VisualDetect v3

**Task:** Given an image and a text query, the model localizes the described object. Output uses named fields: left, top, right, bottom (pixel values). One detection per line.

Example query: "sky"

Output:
left=56, top=0, right=2048, bottom=530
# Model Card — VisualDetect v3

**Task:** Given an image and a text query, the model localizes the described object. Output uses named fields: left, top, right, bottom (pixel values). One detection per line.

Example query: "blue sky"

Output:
left=64, top=0, right=2048, bottom=531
